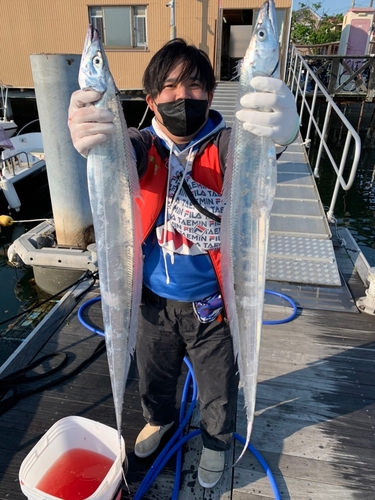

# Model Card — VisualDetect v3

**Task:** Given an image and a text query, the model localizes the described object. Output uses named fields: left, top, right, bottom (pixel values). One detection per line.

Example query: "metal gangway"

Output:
left=212, top=47, right=361, bottom=288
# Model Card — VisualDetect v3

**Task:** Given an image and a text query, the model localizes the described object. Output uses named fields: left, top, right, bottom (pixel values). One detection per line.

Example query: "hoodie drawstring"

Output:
left=162, top=145, right=194, bottom=285
left=162, top=148, right=173, bottom=285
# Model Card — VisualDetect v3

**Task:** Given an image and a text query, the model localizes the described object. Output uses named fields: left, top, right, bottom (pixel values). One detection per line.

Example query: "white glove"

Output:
left=68, top=89, right=116, bottom=157
left=235, top=76, right=299, bottom=146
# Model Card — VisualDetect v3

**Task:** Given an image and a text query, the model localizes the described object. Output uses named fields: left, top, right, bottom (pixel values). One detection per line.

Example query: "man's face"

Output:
left=146, top=62, right=213, bottom=143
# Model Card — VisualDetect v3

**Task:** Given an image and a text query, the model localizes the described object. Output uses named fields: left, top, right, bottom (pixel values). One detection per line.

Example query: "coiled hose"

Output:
left=78, top=290, right=297, bottom=499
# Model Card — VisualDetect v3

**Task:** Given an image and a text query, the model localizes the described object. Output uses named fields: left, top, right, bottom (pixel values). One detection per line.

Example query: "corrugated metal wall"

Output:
left=1, top=0, right=291, bottom=90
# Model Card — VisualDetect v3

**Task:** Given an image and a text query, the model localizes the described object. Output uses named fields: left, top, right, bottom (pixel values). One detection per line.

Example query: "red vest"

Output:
left=136, top=142, right=225, bottom=300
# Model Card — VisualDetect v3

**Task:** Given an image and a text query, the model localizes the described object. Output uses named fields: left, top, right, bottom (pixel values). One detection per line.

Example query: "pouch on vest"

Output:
left=193, top=291, right=224, bottom=323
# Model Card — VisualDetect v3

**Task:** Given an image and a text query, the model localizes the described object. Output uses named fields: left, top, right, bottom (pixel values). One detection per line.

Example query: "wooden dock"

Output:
left=1, top=80, right=375, bottom=497
left=0, top=241, right=374, bottom=499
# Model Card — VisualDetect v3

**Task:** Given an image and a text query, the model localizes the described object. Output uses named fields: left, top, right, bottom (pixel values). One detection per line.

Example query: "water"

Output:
left=0, top=190, right=53, bottom=365
left=0, top=98, right=53, bottom=365
left=304, top=102, right=375, bottom=268
left=36, top=448, right=114, bottom=499
left=316, top=138, right=375, bottom=267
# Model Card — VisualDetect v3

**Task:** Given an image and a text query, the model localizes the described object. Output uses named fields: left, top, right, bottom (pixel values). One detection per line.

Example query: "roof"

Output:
left=294, top=6, right=322, bottom=22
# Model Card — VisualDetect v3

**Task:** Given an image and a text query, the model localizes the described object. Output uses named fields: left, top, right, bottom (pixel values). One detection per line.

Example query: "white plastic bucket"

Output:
left=19, top=416, right=125, bottom=500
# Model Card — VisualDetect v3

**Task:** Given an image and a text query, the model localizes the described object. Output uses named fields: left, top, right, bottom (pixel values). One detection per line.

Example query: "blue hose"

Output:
left=134, top=369, right=281, bottom=500
left=77, top=297, right=104, bottom=336
left=134, top=357, right=197, bottom=500
left=263, top=290, right=298, bottom=325
left=234, top=433, right=281, bottom=500
left=137, top=429, right=281, bottom=500
left=77, top=290, right=297, bottom=333
left=77, top=290, right=296, bottom=499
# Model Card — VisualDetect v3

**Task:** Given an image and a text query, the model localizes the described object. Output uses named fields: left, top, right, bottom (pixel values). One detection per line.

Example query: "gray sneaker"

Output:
left=134, top=422, right=174, bottom=458
left=198, top=447, right=225, bottom=488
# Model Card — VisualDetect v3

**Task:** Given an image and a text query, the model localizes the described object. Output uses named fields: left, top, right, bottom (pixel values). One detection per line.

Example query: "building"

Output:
left=293, top=6, right=321, bottom=29
left=2, top=0, right=292, bottom=93
left=339, top=7, right=375, bottom=56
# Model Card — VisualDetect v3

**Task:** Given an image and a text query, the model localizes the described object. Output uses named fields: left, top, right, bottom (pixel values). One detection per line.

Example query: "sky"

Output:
left=292, top=0, right=374, bottom=16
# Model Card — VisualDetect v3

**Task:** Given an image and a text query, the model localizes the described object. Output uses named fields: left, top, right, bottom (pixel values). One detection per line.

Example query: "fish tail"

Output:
left=234, top=421, right=252, bottom=466
left=121, top=461, right=129, bottom=493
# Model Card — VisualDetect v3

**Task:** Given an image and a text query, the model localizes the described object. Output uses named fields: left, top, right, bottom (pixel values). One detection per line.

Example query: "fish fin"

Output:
left=115, top=91, right=143, bottom=351
left=220, top=124, right=240, bottom=361
left=231, top=59, right=243, bottom=81
left=116, top=93, right=142, bottom=200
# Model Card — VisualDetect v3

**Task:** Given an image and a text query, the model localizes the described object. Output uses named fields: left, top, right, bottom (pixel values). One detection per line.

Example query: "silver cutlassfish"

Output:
left=78, top=26, right=143, bottom=467
left=221, top=0, right=280, bottom=462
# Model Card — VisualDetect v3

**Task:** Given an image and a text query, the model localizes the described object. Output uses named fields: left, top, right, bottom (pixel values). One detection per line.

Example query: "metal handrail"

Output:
left=0, top=151, right=31, bottom=176
left=0, top=83, right=10, bottom=120
left=16, top=119, right=40, bottom=136
left=286, top=45, right=362, bottom=223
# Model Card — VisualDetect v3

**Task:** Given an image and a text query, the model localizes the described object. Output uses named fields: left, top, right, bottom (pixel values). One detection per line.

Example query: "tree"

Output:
left=291, top=2, right=344, bottom=46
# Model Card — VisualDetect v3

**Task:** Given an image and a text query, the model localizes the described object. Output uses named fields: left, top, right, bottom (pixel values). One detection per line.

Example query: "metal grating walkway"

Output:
left=211, top=81, right=239, bottom=128
left=212, top=81, right=341, bottom=287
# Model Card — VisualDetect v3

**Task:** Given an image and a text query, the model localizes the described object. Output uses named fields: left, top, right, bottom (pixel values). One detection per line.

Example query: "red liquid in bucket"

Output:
left=36, top=448, right=114, bottom=499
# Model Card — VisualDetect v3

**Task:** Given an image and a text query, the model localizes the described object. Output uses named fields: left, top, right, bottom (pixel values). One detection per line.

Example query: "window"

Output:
left=89, top=6, right=147, bottom=48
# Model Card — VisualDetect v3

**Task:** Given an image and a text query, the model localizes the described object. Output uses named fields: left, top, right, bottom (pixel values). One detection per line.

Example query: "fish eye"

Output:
left=93, top=52, right=103, bottom=68
left=256, top=29, right=267, bottom=41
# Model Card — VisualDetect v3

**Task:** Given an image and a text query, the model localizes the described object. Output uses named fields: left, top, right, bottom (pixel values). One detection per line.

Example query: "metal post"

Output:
left=30, top=54, right=93, bottom=249
left=326, top=131, right=352, bottom=222
left=306, top=85, right=318, bottom=150
left=297, top=60, right=303, bottom=100
left=167, top=0, right=176, bottom=40
left=216, top=2, right=223, bottom=81
left=286, top=46, right=294, bottom=86
left=291, top=51, right=299, bottom=96
left=314, top=102, right=332, bottom=178
left=299, top=68, right=308, bottom=120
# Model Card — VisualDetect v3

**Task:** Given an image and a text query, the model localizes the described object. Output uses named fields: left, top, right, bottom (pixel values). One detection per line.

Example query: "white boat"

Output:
left=0, top=119, right=17, bottom=138
left=0, top=83, right=17, bottom=138
left=0, top=131, right=46, bottom=212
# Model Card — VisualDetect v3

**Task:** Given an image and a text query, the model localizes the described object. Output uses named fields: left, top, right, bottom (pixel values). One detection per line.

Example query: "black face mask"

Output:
left=156, top=98, right=209, bottom=137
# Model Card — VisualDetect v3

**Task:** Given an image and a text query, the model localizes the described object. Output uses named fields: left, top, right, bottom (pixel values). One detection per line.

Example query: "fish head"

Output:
left=242, top=0, right=279, bottom=82
left=79, top=25, right=110, bottom=94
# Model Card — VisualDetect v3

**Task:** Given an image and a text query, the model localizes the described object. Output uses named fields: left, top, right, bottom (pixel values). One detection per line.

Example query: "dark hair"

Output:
left=143, top=38, right=215, bottom=98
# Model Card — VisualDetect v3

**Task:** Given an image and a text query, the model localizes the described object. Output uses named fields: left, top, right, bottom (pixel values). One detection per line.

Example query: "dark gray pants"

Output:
left=136, top=287, right=239, bottom=451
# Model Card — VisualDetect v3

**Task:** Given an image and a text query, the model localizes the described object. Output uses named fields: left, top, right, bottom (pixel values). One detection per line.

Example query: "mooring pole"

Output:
left=357, top=100, right=365, bottom=134
left=30, top=54, right=93, bottom=249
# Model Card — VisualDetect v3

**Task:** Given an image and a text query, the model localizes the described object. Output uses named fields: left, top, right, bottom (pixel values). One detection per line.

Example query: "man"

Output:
left=68, top=39, right=298, bottom=489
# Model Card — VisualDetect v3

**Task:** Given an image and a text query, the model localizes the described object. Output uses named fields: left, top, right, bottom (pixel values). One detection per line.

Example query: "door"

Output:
left=347, top=19, right=371, bottom=55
